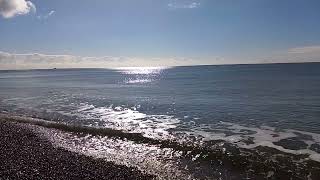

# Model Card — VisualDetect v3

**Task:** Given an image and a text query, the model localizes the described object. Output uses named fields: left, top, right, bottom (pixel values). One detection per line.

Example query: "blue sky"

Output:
left=1, top=0, right=320, bottom=69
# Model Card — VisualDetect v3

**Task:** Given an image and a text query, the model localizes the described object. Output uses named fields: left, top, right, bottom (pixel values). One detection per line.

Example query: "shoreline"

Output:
left=0, top=120, right=154, bottom=179
left=2, top=114, right=320, bottom=179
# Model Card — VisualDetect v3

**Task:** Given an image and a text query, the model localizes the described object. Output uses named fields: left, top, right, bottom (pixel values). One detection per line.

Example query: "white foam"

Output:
left=186, top=121, right=320, bottom=162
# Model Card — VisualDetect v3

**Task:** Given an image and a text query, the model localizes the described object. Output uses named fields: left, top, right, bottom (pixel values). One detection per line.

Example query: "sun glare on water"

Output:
left=115, top=66, right=171, bottom=75
left=113, top=66, right=172, bottom=84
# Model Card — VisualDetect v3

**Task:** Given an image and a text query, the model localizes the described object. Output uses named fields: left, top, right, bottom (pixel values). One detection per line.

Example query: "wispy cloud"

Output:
left=287, top=45, right=320, bottom=54
left=243, top=45, right=320, bottom=64
left=0, top=51, right=198, bottom=70
left=37, top=10, right=55, bottom=20
left=48, top=10, right=55, bottom=16
left=0, top=0, right=36, bottom=18
left=168, top=1, right=200, bottom=9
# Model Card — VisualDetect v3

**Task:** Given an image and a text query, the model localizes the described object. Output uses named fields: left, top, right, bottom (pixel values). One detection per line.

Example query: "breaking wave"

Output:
left=76, top=104, right=180, bottom=139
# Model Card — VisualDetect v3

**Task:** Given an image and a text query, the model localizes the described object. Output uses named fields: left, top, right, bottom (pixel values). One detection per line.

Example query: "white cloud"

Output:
left=168, top=1, right=200, bottom=9
left=37, top=10, right=55, bottom=20
left=0, top=51, right=201, bottom=70
left=0, top=0, right=36, bottom=18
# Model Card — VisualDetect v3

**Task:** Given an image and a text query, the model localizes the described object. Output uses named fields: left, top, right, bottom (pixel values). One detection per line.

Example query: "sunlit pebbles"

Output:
left=20, top=122, right=193, bottom=180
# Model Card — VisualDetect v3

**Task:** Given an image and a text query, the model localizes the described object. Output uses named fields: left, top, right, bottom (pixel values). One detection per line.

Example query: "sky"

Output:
left=0, top=0, right=320, bottom=69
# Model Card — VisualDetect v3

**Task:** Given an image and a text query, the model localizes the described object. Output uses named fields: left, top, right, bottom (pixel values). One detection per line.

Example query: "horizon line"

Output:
left=1, top=61, right=319, bottom=71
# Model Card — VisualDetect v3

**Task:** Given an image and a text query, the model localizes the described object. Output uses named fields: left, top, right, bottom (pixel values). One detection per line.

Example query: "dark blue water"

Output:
left=1, top=63, right=320, bottom=179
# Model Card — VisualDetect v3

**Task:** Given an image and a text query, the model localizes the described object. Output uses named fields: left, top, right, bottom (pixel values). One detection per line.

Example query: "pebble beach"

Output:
left=0, top=120, right=154, bottom=180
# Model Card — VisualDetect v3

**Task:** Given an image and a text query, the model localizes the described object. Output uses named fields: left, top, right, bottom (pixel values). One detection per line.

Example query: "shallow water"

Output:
left=1, top=63, right=320, bottom=179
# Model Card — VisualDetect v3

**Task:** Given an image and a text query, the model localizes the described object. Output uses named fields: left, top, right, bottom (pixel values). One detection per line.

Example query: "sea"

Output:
left=1, top=63, right=320, bottom=179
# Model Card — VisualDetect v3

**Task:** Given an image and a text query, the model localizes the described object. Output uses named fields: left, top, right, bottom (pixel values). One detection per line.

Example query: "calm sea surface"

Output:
left=1, top=63, right=320, bottom=179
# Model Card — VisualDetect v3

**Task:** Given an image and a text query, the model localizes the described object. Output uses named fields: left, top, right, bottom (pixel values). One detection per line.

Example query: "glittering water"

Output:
left=1, top=63, right=320, bottom=179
